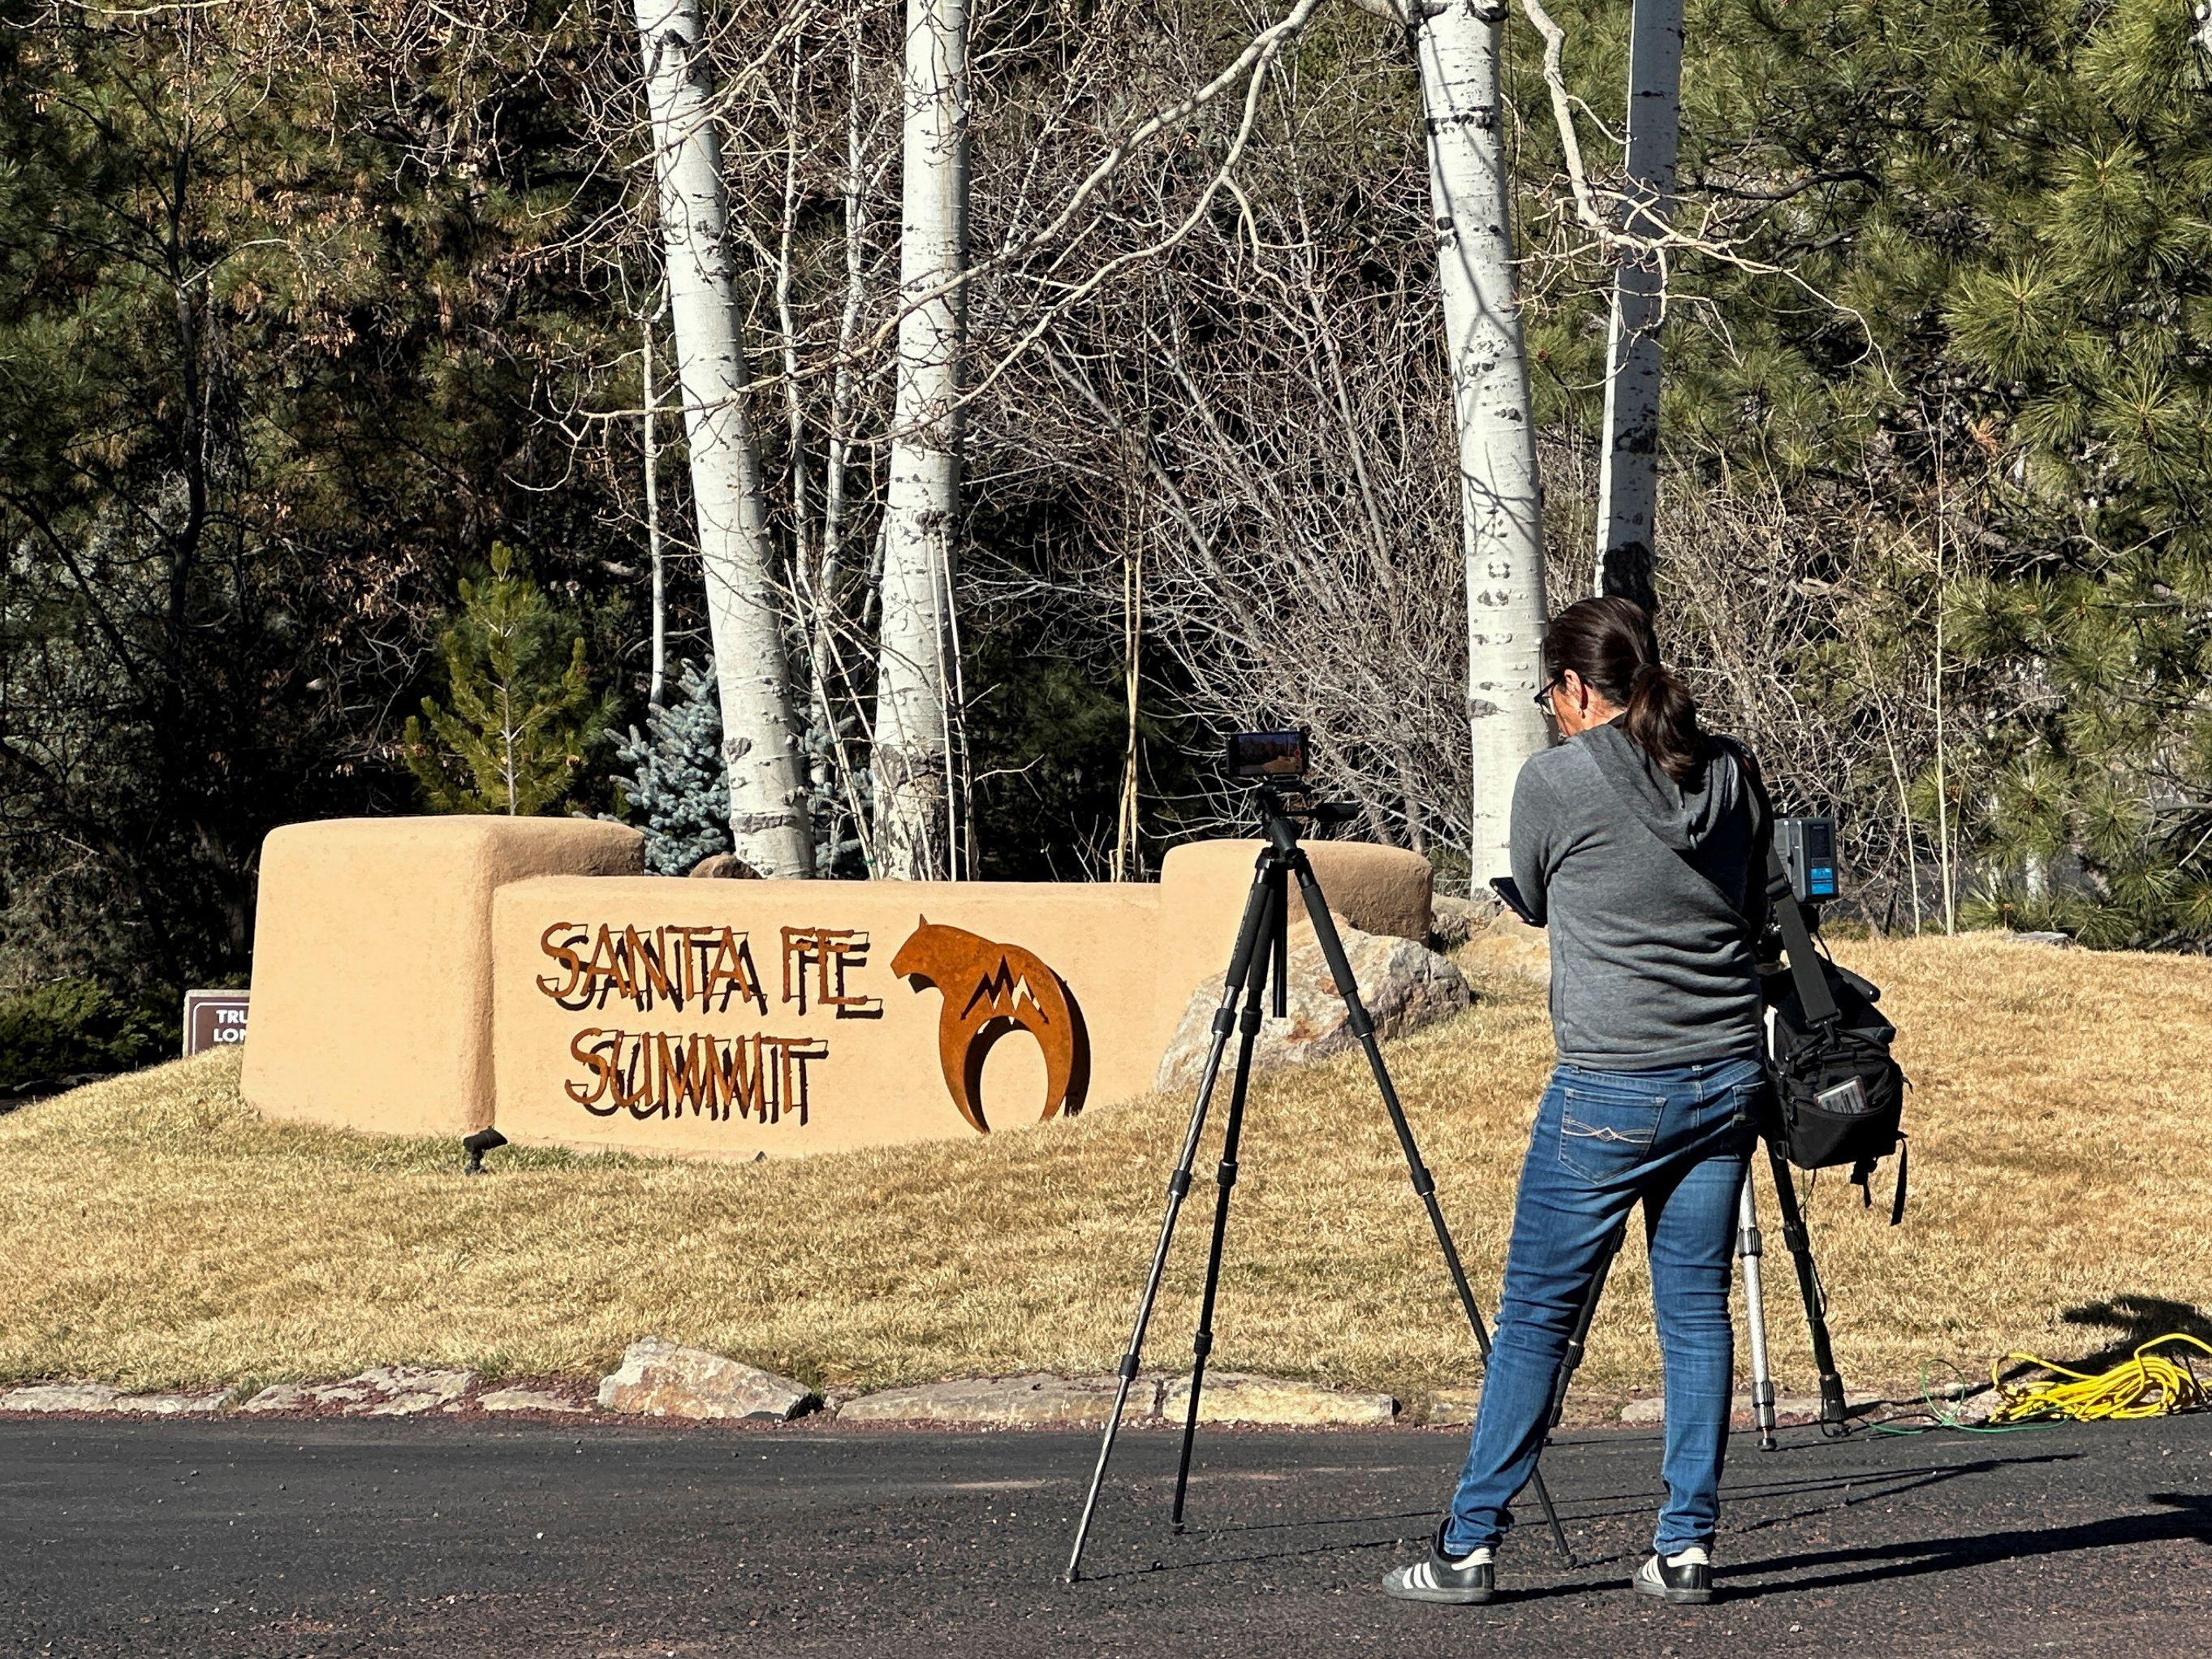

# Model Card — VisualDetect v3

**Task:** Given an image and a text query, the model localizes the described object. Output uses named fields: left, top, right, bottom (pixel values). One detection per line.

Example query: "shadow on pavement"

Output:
left=1723, top=1453, right=2080, bottom=1540
left=1570, top=1452, right=2078, bottom=1524
left=1072, top=1530, right=1415, bottom=1581
left=1093, top=1449, right=2089, bottom=1580
left=1727, top=1491, right=2212, bottom=1597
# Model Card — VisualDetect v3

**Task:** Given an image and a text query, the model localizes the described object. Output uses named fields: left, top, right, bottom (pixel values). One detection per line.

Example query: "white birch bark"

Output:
left=808, top=16, right=877, bottom=875
left=1412, top=0, right=1550, bottom=885
left=640, top=308, right=667, bottom=707
left=872, top=0, right=968, bottom=881
left=633, top=0, right=813, bottom=876
left=1591, top=0, right=1684, bottom=611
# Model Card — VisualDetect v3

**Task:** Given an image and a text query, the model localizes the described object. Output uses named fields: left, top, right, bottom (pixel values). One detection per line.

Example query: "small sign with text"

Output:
left=183, top=990, right=249, bottom=1056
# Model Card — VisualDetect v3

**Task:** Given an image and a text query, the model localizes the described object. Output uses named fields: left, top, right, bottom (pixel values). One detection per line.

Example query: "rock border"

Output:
left=0, top=1348, right=1405, bottom=1431
left=0, top=1349, right=1921, bottom=1433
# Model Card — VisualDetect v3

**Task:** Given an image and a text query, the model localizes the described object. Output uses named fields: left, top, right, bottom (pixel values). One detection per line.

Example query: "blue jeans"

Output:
left=1444, top=1055, right=1760, bottom=1559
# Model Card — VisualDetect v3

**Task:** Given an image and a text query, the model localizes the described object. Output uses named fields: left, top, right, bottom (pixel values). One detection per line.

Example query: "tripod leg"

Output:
left=1171, top=870, right=1281, bottom=1530
left=1763, top=1140, right=1849, bottom=1437
left=1064, top=852, right=1282, bottom=1584
left=1736, top=1166, right=1778, bottom=1450
left=1281, top=848, right=1576, bottom=1567
left=1546, top=1219, right=1627, bottom=1433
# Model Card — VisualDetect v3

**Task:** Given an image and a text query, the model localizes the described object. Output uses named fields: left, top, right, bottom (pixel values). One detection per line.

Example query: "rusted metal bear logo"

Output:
left=890, top=919, right=1089, bottom=1133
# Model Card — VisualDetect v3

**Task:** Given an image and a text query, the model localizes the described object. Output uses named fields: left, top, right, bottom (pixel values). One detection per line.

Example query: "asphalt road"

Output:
left=5, top=1411, right=2209, bottom=1657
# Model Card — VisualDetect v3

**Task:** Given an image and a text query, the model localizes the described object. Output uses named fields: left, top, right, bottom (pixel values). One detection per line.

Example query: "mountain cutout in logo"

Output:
left=890, top=919, right=1089, bottom=1133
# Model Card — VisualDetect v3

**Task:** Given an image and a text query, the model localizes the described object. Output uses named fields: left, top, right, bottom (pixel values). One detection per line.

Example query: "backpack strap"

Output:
left=1765, top=843, right=1840, bottom=1027
left=1673, top=736, right=1839, bottom=1028
left=1852, top=1137, right=1909, bottom=1226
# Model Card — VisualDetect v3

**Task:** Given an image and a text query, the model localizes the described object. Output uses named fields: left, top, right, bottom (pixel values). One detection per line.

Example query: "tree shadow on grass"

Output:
left=2046, top=1295, right=2212, bottom=1374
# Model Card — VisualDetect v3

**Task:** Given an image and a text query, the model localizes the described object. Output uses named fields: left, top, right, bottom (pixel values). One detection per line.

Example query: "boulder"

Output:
left=478, top=1386, right=589, bottom=1415
left=1428, top=894, right=1481, bottom=951
left=1416, top=1386, right=1481, bottom=1427
left=1, top=1382, right=125, bottom=1413
left=237, top=1366, right=475, bottom=1416
left=1158, top=1372, right=1396, bottom=1427
left=837, top=1372, right=1162, bottom=1428
left=1619, top=1392, right=1878, bottom=1426
left=1458, top=911, right=1550, bottom=984
left=238, top=1383, right=313, bottom=1414
left=1156, top=920, right=1472, bottom=1096
left=0, top=1382, right=228, bottom=1416
left=1943, top=1390, right=2002, bottom=1426
left=349, top=1365, right=475, bottom=1403
left=688, top=853, right=761, bottom=880
left=114, top=1389, right=234, bottom=1416
left=597, top=1337, right=812, bottom=1421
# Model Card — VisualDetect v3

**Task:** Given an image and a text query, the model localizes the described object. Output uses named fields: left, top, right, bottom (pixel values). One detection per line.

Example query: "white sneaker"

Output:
left=1633, top=1545, right=1713, bottom=1605
left=1382, top=1523, right=1497, bottom=1605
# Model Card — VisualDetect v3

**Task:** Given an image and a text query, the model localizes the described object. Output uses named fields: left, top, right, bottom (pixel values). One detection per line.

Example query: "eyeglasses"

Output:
left=1532, top=679, right=1560, bottom=710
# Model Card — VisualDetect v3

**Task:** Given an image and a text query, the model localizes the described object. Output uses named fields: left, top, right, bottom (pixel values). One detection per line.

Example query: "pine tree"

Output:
left=404, top=544, right=615, bottom=817
left=1520, top=0, right=2212, bottom=946
left=611, top=659, right=732, bottom=874
left=1933, top=0, right=2212, bottom=946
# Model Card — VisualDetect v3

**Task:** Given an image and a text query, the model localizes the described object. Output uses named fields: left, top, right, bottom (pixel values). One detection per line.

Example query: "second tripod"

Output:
left=1063, top=786, right=1572, bottom=1583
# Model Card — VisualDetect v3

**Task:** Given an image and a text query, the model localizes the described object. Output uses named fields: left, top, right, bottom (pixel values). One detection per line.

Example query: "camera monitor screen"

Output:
left=1225, top=730, right=1309, bottom=779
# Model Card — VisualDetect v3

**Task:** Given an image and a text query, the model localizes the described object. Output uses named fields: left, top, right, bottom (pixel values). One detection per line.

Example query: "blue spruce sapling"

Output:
left=613, top=658, right=732, bottom=874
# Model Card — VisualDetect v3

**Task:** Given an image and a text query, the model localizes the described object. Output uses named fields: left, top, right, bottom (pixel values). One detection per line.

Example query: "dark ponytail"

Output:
left=1542, top=595, right=1705, bottom=786
left=1624, top=658, right=1704, bottom=786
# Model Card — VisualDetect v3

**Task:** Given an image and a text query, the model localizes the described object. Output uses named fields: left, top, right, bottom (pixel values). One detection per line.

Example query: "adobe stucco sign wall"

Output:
left=240, top=817, right=1432, bottom=1159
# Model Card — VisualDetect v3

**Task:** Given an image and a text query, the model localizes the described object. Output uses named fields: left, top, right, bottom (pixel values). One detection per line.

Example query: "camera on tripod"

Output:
left=1065, top=726, right=1572, bottom=1580
left=1223, top=729, right=1360, bottom=832
left=1223, top=728, right=1309, bottom=780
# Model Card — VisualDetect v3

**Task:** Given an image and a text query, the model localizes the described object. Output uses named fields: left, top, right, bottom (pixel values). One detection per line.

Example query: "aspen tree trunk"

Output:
left=1412, top=0, right=1550, bottom=886
left=1591, top=0, right=1683, bottom=612
left=873, top=0, right=968, bottom=881
left=640, top=308, right=667, bottom=707
left=633, top=0, right=813, bottom=876
left=809, top=16, right=876, bottom=875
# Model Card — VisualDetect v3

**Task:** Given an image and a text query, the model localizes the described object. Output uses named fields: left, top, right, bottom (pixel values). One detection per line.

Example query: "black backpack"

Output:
left=1697, top=739, right=1910, bottom=1221
left=1757, top=836, right=1910, bottom=1222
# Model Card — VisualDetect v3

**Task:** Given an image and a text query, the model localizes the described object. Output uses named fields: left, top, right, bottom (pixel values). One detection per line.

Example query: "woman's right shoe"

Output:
left=1382, top=1523, right=1496, bottom=1605
left=1633, top=1545, right=1713, bottom=1604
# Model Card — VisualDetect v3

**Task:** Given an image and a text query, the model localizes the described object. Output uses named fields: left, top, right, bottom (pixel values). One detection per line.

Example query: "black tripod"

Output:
left=1063, top=786, right=1572, bottom=1583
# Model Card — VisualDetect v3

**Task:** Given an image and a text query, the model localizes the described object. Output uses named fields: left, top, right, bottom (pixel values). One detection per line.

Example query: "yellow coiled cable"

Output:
left=1986, top=1334, right=2212, bottom=1424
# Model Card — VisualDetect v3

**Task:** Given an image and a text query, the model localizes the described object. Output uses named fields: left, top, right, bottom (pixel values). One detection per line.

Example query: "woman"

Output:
left=1385, top=595, right=1767, bottom=1609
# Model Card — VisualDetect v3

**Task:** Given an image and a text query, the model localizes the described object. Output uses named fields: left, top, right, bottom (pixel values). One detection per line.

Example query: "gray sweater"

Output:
left=1508, top=722, right=1766, bottom=1071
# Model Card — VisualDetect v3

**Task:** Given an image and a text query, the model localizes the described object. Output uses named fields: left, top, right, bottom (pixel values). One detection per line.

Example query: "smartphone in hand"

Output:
left=1489, top=876, right=1541, bottom=927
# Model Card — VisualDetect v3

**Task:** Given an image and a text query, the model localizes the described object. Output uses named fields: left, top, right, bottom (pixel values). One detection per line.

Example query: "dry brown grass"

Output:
left=2, top=934, right=2207, bottom=1413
